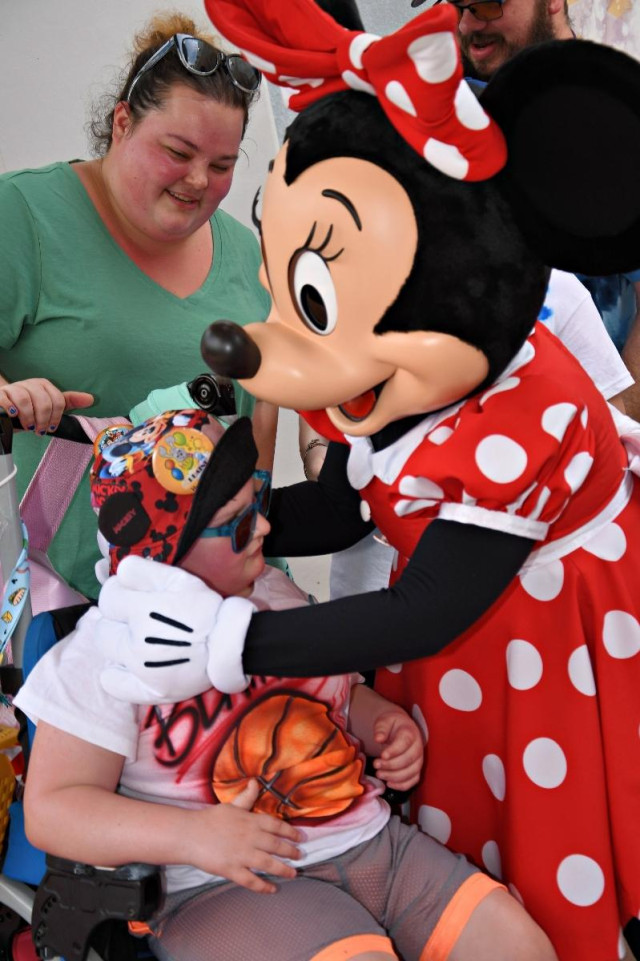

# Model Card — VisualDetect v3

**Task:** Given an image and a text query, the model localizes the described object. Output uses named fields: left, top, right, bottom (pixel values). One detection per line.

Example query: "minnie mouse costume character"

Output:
left=94, top=2, right=640, bottom=957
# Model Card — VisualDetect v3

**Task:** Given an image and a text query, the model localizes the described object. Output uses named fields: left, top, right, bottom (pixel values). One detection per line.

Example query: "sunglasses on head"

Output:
left=126, top=33, right=261, bottom=104
left=431, top=0, right=505, bottom=20
left=200, top=469, right=271, bottom=553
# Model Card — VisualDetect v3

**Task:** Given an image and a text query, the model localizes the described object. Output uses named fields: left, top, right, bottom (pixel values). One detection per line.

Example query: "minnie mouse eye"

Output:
left=289, top=249, right=338, bottom=335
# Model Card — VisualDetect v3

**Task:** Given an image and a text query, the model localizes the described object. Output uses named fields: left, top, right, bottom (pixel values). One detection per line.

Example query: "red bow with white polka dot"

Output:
left=205, top=0, right=506, bottom=181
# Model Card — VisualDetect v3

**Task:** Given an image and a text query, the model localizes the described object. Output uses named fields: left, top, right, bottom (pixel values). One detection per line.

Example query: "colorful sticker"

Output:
left=152, top=427, right=214, bottom=494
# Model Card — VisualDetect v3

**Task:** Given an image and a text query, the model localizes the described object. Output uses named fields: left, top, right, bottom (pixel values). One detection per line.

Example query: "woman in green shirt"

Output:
left=0, top=12, right=274, bottom=599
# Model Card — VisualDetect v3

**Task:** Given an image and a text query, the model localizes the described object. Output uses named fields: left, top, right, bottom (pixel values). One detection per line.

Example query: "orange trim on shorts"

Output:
left=311, top=933, right=396, bottom=960
left=419, top=873, right=505, bottom=961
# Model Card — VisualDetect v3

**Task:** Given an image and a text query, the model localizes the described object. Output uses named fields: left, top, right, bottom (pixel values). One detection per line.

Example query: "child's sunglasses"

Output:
left=200, top=470, right=271, bottom=554
left=126, top=33, right=261, bottom=104
left=430, top=0, right=505, bottom=20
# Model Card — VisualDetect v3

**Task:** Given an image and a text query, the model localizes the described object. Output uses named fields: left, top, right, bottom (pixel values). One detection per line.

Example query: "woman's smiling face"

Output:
left=106, top=84, right=245, bottom=244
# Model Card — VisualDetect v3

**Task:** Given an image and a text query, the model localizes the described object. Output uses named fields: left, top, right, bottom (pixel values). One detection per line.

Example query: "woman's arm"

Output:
left=251, top=399, right=279, bottom=473
left=265, top=440, right=373, bottom=556
left=24, top=721, right=302, bottom=893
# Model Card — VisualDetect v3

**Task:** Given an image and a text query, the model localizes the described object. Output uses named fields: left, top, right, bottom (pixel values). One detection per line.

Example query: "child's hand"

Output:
left=371, top=709, right=424, bottom=791
left=189, top=780, right=303, bottom=893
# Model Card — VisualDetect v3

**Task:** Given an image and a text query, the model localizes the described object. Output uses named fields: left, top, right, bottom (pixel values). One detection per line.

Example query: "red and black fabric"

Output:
left=90, top=411, right=257, bottom=573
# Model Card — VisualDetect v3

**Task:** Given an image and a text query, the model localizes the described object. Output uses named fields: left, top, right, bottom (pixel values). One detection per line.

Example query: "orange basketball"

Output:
left=212, top=692, right=364, bottom=820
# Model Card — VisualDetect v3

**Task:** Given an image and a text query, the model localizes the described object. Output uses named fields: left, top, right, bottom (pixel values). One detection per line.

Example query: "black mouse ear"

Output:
left=480, top=39, right=640, bottom=275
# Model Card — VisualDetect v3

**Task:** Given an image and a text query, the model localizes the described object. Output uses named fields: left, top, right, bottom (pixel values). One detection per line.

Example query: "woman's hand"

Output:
left=0, top=378, right=94, bottom=433
left=370, top=709, right=424, bottom=792
left=187, top=780, right=303, bottom=893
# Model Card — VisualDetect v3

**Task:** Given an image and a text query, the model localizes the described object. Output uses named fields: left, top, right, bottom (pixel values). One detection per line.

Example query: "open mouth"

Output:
left=338, top=382, right=385, bottom=423
left=167, top=189, right=198, bottom=206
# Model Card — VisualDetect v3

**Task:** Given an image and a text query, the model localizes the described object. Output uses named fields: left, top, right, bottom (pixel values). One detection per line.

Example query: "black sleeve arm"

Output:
left=244, top=519, right=535, bottom=677
left=264, top=440, right=373, bottom=556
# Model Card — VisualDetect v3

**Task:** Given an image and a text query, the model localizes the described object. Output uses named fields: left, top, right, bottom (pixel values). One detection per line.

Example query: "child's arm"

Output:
left=24, top=721, right=302, bottom=894
left=348, top=684, right=424, bottom=792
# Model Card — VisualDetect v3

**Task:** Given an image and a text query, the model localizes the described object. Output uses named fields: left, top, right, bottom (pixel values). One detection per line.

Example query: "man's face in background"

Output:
left=458, top=0, right=555, bottom=79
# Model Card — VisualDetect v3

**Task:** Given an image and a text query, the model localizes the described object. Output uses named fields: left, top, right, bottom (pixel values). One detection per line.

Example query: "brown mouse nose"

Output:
left=201, top=321, right=262, bottom=379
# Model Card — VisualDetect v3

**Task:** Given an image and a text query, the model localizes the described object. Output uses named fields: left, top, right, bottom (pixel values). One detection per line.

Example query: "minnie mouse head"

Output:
left=201, top=0, right=640, bottom=437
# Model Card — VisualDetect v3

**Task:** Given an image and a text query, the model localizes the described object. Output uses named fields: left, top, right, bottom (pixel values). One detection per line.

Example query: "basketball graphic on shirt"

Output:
left=212, top=692, right=364, bottom=820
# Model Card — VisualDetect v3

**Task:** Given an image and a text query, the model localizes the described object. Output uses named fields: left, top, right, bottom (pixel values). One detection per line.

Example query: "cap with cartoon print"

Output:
left=90, top=410, right=258, bottom=575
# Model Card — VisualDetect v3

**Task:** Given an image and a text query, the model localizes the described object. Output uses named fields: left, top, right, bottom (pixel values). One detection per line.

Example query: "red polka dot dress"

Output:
left=351, top=323, right=640, bottom=961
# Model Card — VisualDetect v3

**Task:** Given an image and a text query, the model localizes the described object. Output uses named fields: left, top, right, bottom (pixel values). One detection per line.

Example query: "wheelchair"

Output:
left=0, top=602, right=163, bottom=961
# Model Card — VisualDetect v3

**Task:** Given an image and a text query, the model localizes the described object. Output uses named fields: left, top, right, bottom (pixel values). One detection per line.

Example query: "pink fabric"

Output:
left=205, top=0, right=506, bottom=181
left=20, top=416, right=128, bottom=614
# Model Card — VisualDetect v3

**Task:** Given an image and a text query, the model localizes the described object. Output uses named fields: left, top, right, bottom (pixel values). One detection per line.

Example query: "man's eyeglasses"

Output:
left=200, top=470, right=271, bottom=553
left=429, top=0, right=505, bottom=20
left=126, top=33, right=261, bottom=104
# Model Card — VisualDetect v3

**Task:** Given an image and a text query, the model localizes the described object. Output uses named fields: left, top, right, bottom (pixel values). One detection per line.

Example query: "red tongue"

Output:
left=340, top=389, right=377, bottom=420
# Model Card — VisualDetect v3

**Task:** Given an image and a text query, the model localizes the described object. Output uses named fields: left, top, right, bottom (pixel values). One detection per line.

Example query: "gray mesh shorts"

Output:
left=147, top=815, right=500, bottom=961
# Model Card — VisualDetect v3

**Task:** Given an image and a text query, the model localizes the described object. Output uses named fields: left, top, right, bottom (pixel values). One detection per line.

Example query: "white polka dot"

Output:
left=240, top=50, right=274, bottom=72
left=439, top=669, right=482, bottom=711
left=564, top=452, right=594, bottom=493
left=385, top=663, right=403, bottom=674
left=618, top=929, right=627, bottom=960
left=349, top=32, right=379, bottom=69
left=523, top=737, right=567, bottom=789
left=454, top=80, right=490, bottom=130
left=475, top=435, right=528, bottom=484
left=602, top=610, right=640, bottom=659
left=581, top=407, right=588, bottom=429
left=583, top=523, right=627, bottom=562
left=482, top=754, right=506, bottom=801
left=398, top=476, right=445, bottom=499
left=482, top=840, right=503, bottom=879
left=385, top=80, right=416, bottom=116
left=360, top=500, right=372, bottom=522
left=508, top=883, right=524, bottom=905
left=408, top=32, right=458, bottom=83
left=519, top=559, right=564, bottom=601
left=557, top=855, right=605, bottom=906
left=278, top=75, right=324, bottom=88
left=412, top=703, right=429, bottom=743
left=394, top=498, right=441, bottom=516
left=506, top=640, right=543, bottom=690
left=418, top=805, right=451, bottom=843
left=428, top=426, right=454, bottom=445
left=568, top=646, right=596, bottom=696
left=341, top=70, right=376, bottom=95
left=528, top=485, right=552, bottom=522
left=424, top=139, right=469, bottom=180
left=542, top=403, right=578, bottom=442
left=480, top=377, right=520, bottom=406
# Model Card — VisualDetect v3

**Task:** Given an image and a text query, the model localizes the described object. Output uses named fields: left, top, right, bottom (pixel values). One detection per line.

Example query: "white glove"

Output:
left=94, top=556, right=254, bottom=704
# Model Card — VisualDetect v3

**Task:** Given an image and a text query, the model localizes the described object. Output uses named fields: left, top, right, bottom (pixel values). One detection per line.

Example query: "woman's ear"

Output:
left=481, top=39, right=640, bottom=276
left=111, top=101, right=134, bottom=145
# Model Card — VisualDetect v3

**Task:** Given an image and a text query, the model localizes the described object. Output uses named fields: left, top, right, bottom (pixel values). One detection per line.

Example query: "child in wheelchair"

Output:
left=15, top=409, right=557, bottom=961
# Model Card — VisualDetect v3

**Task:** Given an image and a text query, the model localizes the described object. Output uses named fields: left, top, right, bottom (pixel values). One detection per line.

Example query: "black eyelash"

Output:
left=251, top=187, right=262, bottom=233
left=300, top=222, right=344, bottom=263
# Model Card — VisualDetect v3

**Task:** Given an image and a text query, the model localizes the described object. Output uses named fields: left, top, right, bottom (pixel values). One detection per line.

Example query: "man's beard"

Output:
left=461, top=0, right=556, bottom=79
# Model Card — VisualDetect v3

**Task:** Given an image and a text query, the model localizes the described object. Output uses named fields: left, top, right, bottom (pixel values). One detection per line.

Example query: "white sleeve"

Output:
left=14, top=607, right=139, bottom=759
left=544, top=269, right=633, bottom=399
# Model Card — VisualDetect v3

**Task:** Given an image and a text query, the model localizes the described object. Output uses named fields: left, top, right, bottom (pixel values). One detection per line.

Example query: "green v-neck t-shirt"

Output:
left=0, top=161, right=270, bottom=598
